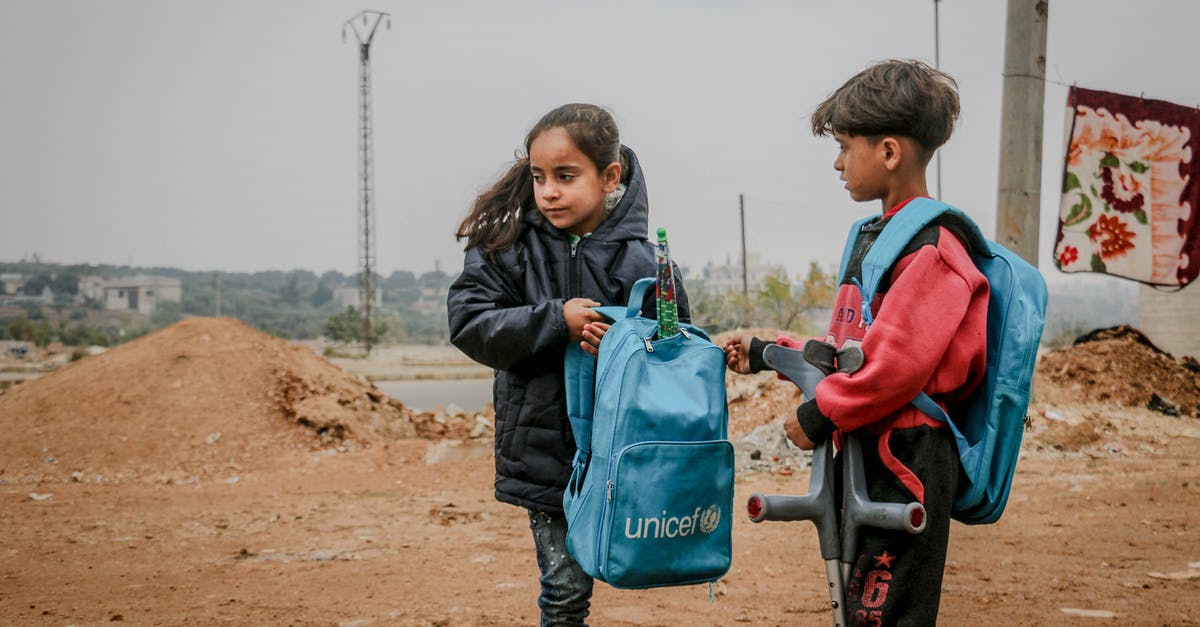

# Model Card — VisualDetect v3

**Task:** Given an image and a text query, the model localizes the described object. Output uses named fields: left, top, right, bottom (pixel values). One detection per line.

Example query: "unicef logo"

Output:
left=698, top=505, right=721, bottom=534
left=624, top=505, right=724, bottom=540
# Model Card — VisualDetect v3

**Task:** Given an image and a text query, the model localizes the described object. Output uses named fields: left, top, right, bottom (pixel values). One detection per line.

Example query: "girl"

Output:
left=447, top=103, right=689, bottom=625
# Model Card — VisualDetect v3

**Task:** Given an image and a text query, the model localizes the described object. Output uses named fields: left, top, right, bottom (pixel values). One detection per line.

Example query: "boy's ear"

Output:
left=601, top=161, right=622, bottom=193
left=881, top=137, right=903, bottom=171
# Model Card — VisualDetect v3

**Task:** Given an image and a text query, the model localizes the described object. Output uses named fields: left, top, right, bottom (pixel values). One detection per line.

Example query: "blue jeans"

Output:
left=528, top=509, right=594, bottom=626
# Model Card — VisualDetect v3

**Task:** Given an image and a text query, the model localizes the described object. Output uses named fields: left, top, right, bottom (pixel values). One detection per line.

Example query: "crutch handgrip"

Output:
left=845, top=499, right=927, bottom=535
left=762, top=343, right=827, bottom=398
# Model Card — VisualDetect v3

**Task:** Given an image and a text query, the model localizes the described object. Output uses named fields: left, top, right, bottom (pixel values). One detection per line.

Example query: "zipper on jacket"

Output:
left=568, top=239, right=582, bottom=297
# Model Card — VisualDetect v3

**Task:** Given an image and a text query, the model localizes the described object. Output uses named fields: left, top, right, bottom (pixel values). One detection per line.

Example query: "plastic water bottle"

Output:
left=655, top=227, right=679, bottom=338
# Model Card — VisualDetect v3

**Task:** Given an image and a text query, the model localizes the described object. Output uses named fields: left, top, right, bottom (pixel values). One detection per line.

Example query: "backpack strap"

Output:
left=837, top=216, right=877, bottom=285
left=860, top=198, right=984, bottom=461
left=564, top=276, right=656, bottom=459
left=564, top=344, right=596, bottom=458
left=911, top=390, right=969, bottom=465
left=858, top=198, right=945, bottom=327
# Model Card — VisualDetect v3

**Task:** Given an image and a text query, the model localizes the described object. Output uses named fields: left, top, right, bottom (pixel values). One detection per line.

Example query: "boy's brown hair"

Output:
left=811, top=59, right=960, bottom=163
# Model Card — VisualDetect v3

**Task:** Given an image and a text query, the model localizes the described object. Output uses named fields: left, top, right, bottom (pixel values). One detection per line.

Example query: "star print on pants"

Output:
left=873, top=550, right=896, bottom=568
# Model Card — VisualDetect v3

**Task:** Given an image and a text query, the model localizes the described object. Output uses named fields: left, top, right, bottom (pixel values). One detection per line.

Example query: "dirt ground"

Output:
left=2, top=319, right=1199, bottom=625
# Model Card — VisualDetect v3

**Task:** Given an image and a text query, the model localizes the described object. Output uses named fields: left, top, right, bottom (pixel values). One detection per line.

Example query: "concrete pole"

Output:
left=739, top=193, right=748, bottom=295
left=995, top=0, right=1049, bottom=266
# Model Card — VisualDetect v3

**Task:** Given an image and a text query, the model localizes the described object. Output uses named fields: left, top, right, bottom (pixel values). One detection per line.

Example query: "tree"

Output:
left=23, top=272, right=51, bottom=296
left=686, top=283, right=755, bottom=335
left=324, top=306, right=361, bottom=343
left=5, top=317, right=34, bottom=341
left=799, top=261, right=836, bottom=310
left=383, top=270, right=416, bottom=289
left=279, top=271, right=302, bottom=306
left=418, top=270, right=449, bottom=289
left=31, top=321, right=52, bottom=347
left=310, top=284, right=334, bottom=307
left=50, top=271, right=79, bottom=296
left=756, top=271, right=805, bottom=331
left=150, top=301, right=184, bottom=328
left=319, top=270, right=347, bottom=286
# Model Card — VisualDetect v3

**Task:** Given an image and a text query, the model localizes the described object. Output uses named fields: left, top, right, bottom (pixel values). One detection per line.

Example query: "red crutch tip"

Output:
left=747, top=496, right=763, bottom=519
left=909, top=507, right=925, bottom=529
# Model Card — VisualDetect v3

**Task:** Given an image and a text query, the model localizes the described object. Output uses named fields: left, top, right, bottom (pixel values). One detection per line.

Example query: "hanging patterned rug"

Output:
left=1055, top=86, right=1200, bottom=287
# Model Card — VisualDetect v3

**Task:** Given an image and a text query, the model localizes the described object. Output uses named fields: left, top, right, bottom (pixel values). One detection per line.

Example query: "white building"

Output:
left=88, top=276, right=182, bottom=315
left=697, top=253, right=788, bottom=293
left=78, top=276, right=106, bottom=302
left=0, top=273, right=26, bottom=296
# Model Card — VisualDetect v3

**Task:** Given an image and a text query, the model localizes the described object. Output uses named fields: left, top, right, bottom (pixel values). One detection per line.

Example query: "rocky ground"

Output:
left=1, top=319, right=1198, bottom=625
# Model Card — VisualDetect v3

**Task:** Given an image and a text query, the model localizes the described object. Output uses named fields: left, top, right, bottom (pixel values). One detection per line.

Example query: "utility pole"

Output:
left=933, top=0, right=943, bottom=200
left=343, top=10, right=390, bottom=355
left=995, top=0, right=1048, bottom=265
left=739, top=193, right=748, bottom=295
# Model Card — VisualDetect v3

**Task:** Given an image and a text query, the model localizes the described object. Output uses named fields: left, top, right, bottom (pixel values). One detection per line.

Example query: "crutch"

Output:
left=746, top=344, right=926, bottom=627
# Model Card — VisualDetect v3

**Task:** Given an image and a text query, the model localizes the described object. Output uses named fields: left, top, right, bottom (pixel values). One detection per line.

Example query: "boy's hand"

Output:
left=722, top=334, right=754, bottom=374
left=785, top=418, right=816, bottom=450
left=580, top=321, right=610, bottom=357
left=564, top=298, right=603, bottom=343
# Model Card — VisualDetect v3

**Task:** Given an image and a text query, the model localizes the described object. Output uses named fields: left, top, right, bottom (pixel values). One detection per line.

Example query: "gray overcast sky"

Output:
left=2, top=1, right=1197, bottom=284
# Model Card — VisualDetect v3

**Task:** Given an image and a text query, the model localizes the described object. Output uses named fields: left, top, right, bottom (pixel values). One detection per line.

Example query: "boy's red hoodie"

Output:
left=790, top=198, right=989, bottom=502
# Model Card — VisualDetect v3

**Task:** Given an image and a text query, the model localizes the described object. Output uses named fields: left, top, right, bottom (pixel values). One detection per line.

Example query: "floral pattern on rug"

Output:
left=1055, top=87, right=1200, bottom=286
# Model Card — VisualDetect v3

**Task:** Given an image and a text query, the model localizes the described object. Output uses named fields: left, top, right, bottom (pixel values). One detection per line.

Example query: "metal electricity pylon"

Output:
left=343, top=10, right=390, bottom=355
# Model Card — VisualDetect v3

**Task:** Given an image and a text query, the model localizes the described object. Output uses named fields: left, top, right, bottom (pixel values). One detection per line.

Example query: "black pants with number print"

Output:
left=839, top=425, right=959, bottom=627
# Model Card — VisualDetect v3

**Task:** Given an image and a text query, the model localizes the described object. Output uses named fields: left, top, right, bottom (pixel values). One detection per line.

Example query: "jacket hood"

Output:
left=523, top=145, right=649, bottom=243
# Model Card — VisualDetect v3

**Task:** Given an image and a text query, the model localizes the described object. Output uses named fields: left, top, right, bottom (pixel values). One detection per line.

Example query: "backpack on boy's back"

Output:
left=562, top=277, right=733, bottom=589
left=839, top=197, right=1048, bottom=524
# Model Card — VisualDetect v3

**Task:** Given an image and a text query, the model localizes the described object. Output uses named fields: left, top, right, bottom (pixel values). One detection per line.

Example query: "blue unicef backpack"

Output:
left=839, top=198, right=1048, bottom=524
left=563, top=277, right=733, bottom=589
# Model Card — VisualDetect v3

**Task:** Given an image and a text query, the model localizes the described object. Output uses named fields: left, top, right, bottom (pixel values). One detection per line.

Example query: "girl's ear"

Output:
left=601, top=161, right=622, bottom=193
left=881, top=137, right=902, bottom=171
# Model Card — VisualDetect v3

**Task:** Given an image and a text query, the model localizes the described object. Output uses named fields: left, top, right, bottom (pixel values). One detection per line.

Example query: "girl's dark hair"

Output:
left=811, top=59, right=960, bottom=163
left=456, top=103, right=624, bottom=257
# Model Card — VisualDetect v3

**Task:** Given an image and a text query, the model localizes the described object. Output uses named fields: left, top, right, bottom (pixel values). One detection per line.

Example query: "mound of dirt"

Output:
left=0, top=318, right=489, bottom=484
left=1036, top=326, right=1200, bottom=417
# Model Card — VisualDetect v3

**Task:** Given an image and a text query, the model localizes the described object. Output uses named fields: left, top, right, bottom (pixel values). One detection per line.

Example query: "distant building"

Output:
left=0, top=273, right=25, bottom=296
left=414, top=271, right=452, bottom=315
left=0, top=273, right=52, bottom=306
left=697, top=253, right=788, bottom=293
left=80, top=276, right=181, bottom=315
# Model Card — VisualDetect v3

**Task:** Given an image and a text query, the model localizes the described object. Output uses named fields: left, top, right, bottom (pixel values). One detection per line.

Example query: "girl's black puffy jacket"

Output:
left=447, top=146, right=689, bottom=513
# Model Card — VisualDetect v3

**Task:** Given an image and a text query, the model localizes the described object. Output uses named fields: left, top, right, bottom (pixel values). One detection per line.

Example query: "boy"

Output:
left=724, top=59, right=988, bottom=625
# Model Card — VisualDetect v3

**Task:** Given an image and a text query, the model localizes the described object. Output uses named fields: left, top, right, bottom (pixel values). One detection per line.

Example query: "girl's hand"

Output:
left=580, top=321, right=610, bottom=357
left=722, top=334, right=754, bottom=374
left=564, top=298, right=603, bottom=343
